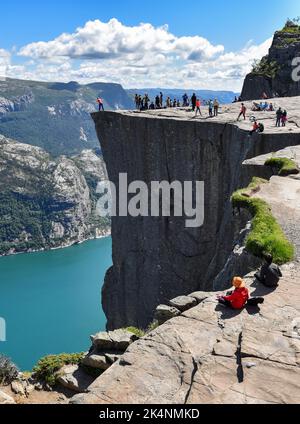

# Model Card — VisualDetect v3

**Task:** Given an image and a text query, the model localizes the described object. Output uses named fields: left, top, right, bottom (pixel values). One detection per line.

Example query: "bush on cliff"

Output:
left=251, top=57, right=281, bottom=79
left=33, top=353, right=84, bottom=386
left=231, top=177, right=295, bottom=264
left=0, top=355, right=19, bottom=385
left=265, top=157, right=299, bottom=176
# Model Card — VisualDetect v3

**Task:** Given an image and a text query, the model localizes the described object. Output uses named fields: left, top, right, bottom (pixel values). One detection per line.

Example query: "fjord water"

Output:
left=0, top=237, right=112, bottom=370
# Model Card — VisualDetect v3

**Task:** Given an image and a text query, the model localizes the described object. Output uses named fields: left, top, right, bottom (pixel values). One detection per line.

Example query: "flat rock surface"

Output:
left=71, top=262, right=300, bottom=405
left=103, top=96, right=300, bottom=134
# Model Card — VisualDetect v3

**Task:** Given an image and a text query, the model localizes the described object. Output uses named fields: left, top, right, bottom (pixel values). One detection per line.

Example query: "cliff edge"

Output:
left=92, top=98, right=300, bottom=330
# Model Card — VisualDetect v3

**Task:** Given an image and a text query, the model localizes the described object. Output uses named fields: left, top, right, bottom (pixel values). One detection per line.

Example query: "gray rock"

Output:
left=0, top=390, right=15, bottom=404
left=169, top=296, right=197, bottom=312
left=104, top=352, right=123, bottom=365
left=82, top=353, right=110, bottom=371
left=155, top=305, right=181, bottom=325
left=69, top=264, right=300, bottom=405
left=189, top=291, right=216, bottom=304
left=11, top=380, right=26, bottom=396
left=57, top=365, right=96, bottom=393
left=91, top=329, right=138, bottom=351
left=241, top=25, right=300, bottom=100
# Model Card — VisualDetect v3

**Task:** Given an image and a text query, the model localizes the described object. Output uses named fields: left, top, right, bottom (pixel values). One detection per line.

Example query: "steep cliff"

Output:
left=0, top=135, right=110, bottom=255
left=241, top=21, right=300, bottom=100
left=92, top=98, right=300, bottom=329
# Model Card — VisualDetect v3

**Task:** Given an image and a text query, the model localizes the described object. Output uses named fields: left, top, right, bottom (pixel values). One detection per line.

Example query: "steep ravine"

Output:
left=92, top=109, right=300, bottom=330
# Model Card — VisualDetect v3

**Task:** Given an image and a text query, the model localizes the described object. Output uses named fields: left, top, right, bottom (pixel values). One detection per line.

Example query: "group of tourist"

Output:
left=218, top=254, right=282, bottom=310
left=252, top=101, right=274, bottom=112
left=276, top=107, right=288, bottom=127
left=98, top=93, right=289, bottom=130
left=236, top=101, right=288, bottom=132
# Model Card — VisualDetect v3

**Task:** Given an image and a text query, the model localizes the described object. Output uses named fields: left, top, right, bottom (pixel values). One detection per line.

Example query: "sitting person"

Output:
left=218, top=277, right=249, bottom=310
left=250, top=120, right=259, bottom=135
left=255, top=254, right=282, bottom=288
left=218, top=277, right=264, bottom=309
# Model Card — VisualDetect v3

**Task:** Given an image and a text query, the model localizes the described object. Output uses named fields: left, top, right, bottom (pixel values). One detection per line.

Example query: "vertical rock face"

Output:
left=241, top=24, right=300, bottom=100
left=92, top=110, right=300, bottom=330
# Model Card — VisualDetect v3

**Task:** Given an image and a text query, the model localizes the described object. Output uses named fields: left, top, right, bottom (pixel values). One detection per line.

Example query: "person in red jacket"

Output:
left=218, top=277, right=249, bottom=310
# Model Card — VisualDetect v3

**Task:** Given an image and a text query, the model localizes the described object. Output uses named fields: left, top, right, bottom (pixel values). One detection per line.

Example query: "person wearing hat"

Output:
left=218, top=277, right=249, bottom=310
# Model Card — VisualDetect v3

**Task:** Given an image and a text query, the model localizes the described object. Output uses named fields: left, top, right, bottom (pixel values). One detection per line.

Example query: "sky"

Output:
left=0, top=0, right=299, bottom=90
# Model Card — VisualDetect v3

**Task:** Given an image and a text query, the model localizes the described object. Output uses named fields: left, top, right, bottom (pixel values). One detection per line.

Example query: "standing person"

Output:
left=208, top=99, right=213, bottom=117
left=191, top=93, right=197, bottom=111
left=213, top=98, right=219, bottom=116
left=195, top=99, right=202, bottom=117
left=144, top=94, right=149, bottom=110
left=237, top=103, right=247, bottom=121
left=173, top=99, right=177, bottom=108
left=281, top=109, right=287, bottom=126
left=159, top=92, right=163, bottom=108
left=155, top=95, right=160, bottom=109
left=276, top=107, right=282, bottom=127
left=97, top=97, right=104, bottom=111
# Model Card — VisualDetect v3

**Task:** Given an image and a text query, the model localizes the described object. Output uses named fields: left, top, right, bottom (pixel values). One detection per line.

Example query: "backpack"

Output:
left=258, top=123, right=264, bottom=133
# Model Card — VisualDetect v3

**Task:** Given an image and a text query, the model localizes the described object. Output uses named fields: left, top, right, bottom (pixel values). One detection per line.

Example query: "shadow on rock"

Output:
left=249, top=278, right=278, bottom=297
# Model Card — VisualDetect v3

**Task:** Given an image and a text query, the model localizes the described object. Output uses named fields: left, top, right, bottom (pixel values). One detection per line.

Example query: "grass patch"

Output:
left=146, top=321, right=160, bottom=333
left=265, top=157, right=299, bottom=176
left=125, top=327, right=146, bottom=338
left=32, top=353, right=84, bottom=386
left=231, top=177, right=295, bottom=264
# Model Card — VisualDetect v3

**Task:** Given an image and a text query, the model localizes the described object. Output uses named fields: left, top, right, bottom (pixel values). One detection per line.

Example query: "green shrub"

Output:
left=231, top=178, right=295, bottom=264
left=251, top=58, right=281, bottom=79
left=146, top=321, right=160, bottom=333
left=265, top=157, right=299, bottom=176
left=33, top=353, right=84, bottom=386
left=125, top=327, right=145, bottom=338
left=0, top=355, right=19, bottom=385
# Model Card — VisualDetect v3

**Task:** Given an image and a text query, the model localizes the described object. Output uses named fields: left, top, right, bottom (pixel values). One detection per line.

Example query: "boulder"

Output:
left=189, top=292, right=216, bottom=304
left=104, top=352, right=123, bottom=365
left=155, top=305, right=181, bottom=325
left=169, top=296, right=197, bottom=312
left=0, top=390, right=15, bottom=404
left=91, top=329, right=138, bottom=351
left=11, top=380, right=26, bottom=396
left=82, top=353, right=110, bottom=371
left=57, top=365, right=95, bottom=393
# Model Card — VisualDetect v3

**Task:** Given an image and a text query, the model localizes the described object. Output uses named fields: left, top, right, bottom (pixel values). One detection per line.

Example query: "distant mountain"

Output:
left=0, top=78, right=133, bottom=156
left=127, top=88, right=240, bottom=105
left=0, top=135, right=110, bottom=256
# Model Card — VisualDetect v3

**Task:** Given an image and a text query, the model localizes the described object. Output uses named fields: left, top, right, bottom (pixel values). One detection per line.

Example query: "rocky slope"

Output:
left=0, top=78, right=133, bottom=156
left=92, top=97, right=300, bottom=330
left=70, top=144, right=300, bottom=405
left=72, top=261, right=300, bottom=405
left=0, top=135, right=110, bottom=255
left=241, top=21, right=300, bottom=100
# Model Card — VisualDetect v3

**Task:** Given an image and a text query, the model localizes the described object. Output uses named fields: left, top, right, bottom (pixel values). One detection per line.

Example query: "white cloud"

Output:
left=2, top=19, right=273, bottom=91
left=0, top=49, right=10, bottom=78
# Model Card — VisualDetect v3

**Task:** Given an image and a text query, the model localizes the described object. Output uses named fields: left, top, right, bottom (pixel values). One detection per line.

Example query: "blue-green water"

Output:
left=0, top=237, right=112, bottom=371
